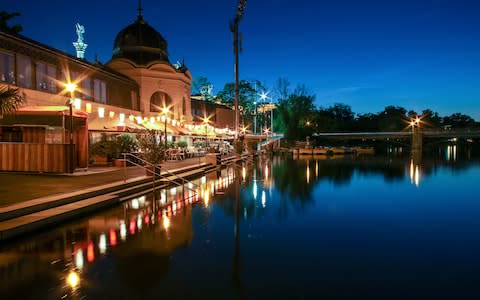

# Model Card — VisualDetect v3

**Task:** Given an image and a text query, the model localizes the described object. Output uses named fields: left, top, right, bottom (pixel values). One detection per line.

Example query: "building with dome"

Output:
left=0, top=8, right=229, bottom=173
left=107, top=12, right=192, bottom=124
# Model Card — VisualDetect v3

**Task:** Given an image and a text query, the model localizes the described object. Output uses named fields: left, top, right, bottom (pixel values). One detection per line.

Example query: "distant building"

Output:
left=190, top=95, right=234, bottom=130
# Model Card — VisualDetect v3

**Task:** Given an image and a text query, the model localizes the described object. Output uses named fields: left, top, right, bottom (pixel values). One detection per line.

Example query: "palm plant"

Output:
left=0, top=86, right=24, bottom=118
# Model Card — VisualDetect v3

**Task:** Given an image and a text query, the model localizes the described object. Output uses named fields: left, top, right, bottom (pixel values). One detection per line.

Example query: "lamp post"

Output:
left=230, top=0, right=247, bottom=140
left=410, top=116, right=422, bottom=153
left=162, top=107, right=169, bottom=150
left=65, top=82, right=77, bottom=173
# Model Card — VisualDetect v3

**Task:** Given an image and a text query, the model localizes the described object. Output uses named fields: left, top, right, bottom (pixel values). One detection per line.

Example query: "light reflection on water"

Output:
left=1, top=147, right=480, bottom=299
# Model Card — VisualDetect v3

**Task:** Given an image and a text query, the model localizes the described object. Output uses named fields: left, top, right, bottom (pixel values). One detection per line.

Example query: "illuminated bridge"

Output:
left=313, top=130, right=480, bottom=140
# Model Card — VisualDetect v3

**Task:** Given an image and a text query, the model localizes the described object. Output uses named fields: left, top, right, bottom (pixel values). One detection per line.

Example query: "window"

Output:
left=81, top=77, right=92, bottom=99
left=47, top=65, right=57, bottom=93
left=0, top=51, right=15, bottom=84
left=36, top=62, right=47, bottom=90
left=17, top=55, right=33, bottom=88
left=36, top=62, right=57, bottom=93
left=93, top=79, right=107, bottom=103
left=150, top=91, right=172, bottom=112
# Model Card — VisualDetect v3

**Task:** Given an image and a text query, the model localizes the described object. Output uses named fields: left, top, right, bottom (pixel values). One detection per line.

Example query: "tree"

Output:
left=327, top=103, right=355, bottom=131
left=191, top=76, right=214, bottom=101
left=377, top=105, right=407, bottom=131
left=273, top=77, right=290, bottom=102
left=0, top=11, right=23, bottom=34
left=216, top=80, right=263, bottom=128
left=276, top=87, right=316, bottom=141
left=0, top=86, right=25, bottom=118
left=442, top=113, right=475, bottom=128
left=420, top=109, right=442, bottom=128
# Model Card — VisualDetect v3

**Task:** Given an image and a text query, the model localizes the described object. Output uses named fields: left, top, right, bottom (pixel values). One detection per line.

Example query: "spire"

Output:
left=137, top=0, right=144, bottom=20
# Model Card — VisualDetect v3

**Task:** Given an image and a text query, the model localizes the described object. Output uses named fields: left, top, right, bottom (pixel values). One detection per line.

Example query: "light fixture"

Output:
left=85, top=103, right=92, bottom=113
left=74, top=98, right=81, bottom=110
left=98, top=107, right=105, bottom=118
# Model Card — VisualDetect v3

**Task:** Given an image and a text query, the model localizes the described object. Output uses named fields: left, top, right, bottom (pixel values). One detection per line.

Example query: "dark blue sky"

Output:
left=5, top=0, right=480, bottom=119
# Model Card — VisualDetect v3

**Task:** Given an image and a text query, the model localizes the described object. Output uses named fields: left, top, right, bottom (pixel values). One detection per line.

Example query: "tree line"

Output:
left=193, top=76, right=480, bottom=142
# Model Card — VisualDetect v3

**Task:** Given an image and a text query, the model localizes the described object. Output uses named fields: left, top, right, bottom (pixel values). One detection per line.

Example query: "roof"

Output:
left=112, top=16, right=169, bottom=65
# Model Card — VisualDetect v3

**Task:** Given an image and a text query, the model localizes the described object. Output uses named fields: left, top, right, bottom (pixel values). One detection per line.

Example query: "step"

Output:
left=0, top=176, right=152, bottom=222
left=0, top=163, right=211, bottom=222
left=160, top=167, right=207, bottom=184
left=0, top=163, right=213, bottom=241
left=0, top=194, right=119, bottom=242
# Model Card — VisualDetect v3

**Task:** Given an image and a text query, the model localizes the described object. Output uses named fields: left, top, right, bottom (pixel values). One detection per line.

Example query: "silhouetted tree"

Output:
left=0, top=11, right=23, bottom=34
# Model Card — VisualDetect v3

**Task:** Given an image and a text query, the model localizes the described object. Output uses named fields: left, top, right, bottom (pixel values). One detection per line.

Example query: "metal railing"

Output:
left=121, top=153, right=200, bottom=193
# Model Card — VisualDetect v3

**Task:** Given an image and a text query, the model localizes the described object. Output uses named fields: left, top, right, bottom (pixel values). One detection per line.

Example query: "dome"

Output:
left=112, top=16, right=169, bottom=65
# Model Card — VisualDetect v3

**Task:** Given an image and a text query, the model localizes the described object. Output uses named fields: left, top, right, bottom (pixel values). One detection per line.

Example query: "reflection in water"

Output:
left=0, top=166, right=236, bottom=299
left=447, top=145, right=457, bottom=161
left=409, top=159, right=421, bottom=187
left=1, top=147, right=480, bottom=299
left=66, top=271, right=79, bottom=289
left=306, top=160, right=310, bottom=184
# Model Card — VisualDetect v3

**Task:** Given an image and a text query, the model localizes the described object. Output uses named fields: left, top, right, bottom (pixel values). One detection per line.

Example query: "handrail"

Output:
left=122, top=153, right=200, bottom=191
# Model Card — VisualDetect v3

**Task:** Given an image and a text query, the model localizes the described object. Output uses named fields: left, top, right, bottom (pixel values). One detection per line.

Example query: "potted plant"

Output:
left=138, top=130, right=165, bottom=176
left=176, top=140, right=188, bottom=149
left=89, top=139, right=115, bottom=165
left=112, top=133, right=138, bottom=167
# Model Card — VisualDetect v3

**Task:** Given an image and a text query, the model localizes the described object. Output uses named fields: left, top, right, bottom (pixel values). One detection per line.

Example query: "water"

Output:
left=1, top=146, right=480, bottom=299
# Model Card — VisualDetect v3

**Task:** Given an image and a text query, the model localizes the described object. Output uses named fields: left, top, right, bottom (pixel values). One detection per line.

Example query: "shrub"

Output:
left=137, top=130, right=165, bottom=164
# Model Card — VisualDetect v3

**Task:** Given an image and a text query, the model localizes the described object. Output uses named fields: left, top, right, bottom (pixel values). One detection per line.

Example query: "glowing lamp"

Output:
left=73, top=98, right=81, bottom=110
left=85, top=103, right=92, bottom=113
left=67, top=271, right=80, bottom=289
left=119, top=113, right=125, bottom=124
left=109, top=111, right=115, bottom=119
left=98, top=107, right=105, bottom=118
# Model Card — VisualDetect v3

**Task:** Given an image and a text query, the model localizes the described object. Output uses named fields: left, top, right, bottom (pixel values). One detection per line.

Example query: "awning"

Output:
left=17, top=105, right=88, bottom=118
left=88, top=114, right=143, bottom=132
left=141, top=122, right=185, bottom=135
left=1, top=106, right=87, bottom=127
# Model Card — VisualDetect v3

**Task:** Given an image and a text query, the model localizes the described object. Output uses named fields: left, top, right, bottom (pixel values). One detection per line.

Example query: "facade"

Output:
left=0, top=12, right=199, bottom=172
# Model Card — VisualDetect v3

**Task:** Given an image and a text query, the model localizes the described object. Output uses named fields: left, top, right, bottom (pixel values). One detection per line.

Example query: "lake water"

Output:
left=1, top=145, right=480, bottom=299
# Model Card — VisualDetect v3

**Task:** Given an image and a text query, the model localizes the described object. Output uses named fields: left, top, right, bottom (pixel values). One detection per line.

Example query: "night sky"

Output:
left=4, top=0, right=480, bottom=120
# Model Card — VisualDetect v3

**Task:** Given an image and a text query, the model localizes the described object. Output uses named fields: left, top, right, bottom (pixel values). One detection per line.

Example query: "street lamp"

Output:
left=258, top=90, right=270, bottom=136
left=162, top=106, right=170, bottom=149
left=230, top=0, right=247, bottom=140
left=65, top=82, right=77, bottom=173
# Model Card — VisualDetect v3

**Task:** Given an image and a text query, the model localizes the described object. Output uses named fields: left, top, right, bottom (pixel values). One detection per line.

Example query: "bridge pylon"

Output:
left=412, top=126, right=423, bottom=153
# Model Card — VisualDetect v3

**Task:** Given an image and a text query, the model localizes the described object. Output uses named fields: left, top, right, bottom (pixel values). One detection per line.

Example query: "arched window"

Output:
left=150, top=91, right=172, bottom=112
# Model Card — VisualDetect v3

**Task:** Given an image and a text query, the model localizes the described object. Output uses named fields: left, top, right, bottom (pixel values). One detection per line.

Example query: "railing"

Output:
left=121, top=153, right=199, bottom=193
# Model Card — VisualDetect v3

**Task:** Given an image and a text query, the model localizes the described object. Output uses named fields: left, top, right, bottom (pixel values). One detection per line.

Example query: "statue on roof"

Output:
left=73, top=23, right=88, bottom=59
left=75, top=23, right=85, bottom=43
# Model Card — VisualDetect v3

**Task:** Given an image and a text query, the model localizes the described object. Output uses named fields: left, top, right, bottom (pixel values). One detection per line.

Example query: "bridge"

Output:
left=313, top=129, right=480, bottom=153
left=313, top=130, right=480, bottom=140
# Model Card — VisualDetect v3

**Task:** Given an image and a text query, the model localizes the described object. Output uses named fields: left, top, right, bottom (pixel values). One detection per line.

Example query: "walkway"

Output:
left=0, top=156, right=206, bottom=208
